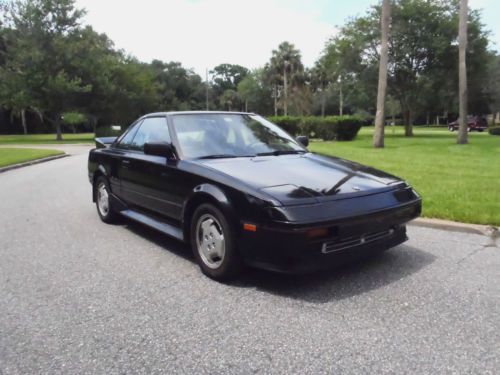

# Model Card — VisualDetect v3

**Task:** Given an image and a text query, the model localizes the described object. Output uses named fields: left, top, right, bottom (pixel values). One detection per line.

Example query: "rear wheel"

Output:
left=190, top=203, right=243, bottom=281
left=95, top=176, right=118, bottom=223
left=448, top=125, right=454, bottom=131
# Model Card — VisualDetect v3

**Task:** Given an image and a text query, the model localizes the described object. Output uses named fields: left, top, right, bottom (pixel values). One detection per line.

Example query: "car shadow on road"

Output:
left=230, top=246, right=436, bottom=304
left=122, top=220, right=436, bottom=304
left=123, top=221, right=194, bottom=262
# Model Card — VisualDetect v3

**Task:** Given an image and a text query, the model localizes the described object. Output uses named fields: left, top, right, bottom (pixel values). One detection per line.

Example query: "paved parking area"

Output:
left=0, top=153, right=499, bottom=374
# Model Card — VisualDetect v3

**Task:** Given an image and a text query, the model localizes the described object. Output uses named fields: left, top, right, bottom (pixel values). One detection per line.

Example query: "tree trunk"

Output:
left=457, top=0, right=468, bottom=144
left=426, top=112, right=430, bottom=126
left=373, top=0, right=390, bottom=148
left=21, top=109, right=27, bottom=135
left=339, top=76, right=343, bottom=116
left=283, top=66, right=288, bottom=116
left=245, top=99, right=248, bottom=112
left=274, top=85, right=278, bottom=116
left=321, top=87, right=326, bottom=117
left=403, top=109, right=413, bottom=136
left=55, top=115, right=63, bottom=141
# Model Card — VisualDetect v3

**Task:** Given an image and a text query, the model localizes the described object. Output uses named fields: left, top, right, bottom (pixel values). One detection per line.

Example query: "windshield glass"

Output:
left=171, top=114, right=305, bottom=159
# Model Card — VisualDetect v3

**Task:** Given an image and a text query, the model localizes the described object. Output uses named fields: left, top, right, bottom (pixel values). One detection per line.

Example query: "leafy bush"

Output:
left=267, top=116, right=301, bottom=136
left=267, top=115, right=363, bottom=141
left=335, top=116, right=364, bottom=141
left=489, top=126, right=500, bottom=136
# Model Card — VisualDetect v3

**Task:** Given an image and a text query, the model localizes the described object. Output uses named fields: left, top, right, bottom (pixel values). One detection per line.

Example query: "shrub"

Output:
left=335, top=116, right=364, bottom=141
left=267, top=116, right=301, bottom=136
left=267, top=115, right=363, bottom=141
left=489, top=126, right=500, bottom=136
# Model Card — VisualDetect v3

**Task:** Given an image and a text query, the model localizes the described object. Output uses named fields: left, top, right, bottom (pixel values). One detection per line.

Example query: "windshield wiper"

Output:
left=198, top=154, right=254, bottom=159
left=255, top=150, right=307, bottom=156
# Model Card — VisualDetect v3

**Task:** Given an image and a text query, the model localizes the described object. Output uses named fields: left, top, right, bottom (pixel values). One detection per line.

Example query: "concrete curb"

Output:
left=0, top=154, right=69, bottom=173
left=409, top=217, right=493, bottom=235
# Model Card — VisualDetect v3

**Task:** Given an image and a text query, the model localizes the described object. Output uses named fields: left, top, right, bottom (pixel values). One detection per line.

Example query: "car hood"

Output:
left=197, top=153, right=404, bottom=206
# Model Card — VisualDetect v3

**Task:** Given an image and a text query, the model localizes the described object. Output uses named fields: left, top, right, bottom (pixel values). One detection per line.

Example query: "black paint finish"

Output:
left=88, top=111, right=421, bottom=272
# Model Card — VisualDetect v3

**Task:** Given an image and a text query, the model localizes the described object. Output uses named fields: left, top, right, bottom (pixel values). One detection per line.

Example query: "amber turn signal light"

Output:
left=306, top=227, right=328, bottom=238
left=243, top=223, right=257, bottom=232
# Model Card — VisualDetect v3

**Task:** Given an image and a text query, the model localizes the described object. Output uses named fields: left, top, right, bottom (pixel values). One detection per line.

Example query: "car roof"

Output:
left=143, top=111, right=256, bottom=117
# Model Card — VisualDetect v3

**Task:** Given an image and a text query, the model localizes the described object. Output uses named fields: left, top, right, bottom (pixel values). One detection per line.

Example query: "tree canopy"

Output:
left=0, top=0, right=499, bottom=137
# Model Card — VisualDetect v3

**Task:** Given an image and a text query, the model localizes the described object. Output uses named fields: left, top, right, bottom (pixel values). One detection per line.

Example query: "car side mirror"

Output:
left=296, top=135, right=309, bottom=147
left=144, top=142, right=176, bottom=159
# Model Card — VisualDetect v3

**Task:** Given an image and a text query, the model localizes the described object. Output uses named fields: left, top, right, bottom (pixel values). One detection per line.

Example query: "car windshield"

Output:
left=171, top=113, right=305, bottom=159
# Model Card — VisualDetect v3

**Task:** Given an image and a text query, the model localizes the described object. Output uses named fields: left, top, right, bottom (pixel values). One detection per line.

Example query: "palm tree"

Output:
left=373, top=0, right=391, bottom=148
left=457, top=0, right=468, bottom=144
left=270, top=42, right=303, bottom=116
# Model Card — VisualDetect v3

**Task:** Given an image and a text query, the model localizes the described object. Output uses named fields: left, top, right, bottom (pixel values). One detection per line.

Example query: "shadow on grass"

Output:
left=121, top=218, right=436, bottom=304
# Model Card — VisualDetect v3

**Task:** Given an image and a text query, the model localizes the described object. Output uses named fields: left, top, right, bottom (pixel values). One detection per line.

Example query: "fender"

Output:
left=181, top=183, right=238, bottom=240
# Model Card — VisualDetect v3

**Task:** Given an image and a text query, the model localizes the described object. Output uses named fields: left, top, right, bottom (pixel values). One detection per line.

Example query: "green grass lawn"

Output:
left=0, top=133, right=94, bottom=144
left=310, top=127, right=500, bottom=226
left=0, top=148, right=64, bottom=168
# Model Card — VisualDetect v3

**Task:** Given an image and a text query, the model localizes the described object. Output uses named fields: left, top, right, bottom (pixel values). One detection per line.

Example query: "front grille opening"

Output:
left=321, top=227, right=397, bottom=254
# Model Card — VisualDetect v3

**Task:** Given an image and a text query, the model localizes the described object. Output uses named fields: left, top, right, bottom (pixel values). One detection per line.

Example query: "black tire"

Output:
left=190, top=203, right=243, bottom=281
left=448, top=126, right=454, bottom=132
left=95, top=176, right=119, bottom=223
left=467, top=127, right=472, bottom=132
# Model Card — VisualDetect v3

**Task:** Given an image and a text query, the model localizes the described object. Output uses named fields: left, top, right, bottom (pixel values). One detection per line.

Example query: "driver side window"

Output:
left=116, top=120, right=142, bottom=149
left=130, top=117, right=170, bottom=152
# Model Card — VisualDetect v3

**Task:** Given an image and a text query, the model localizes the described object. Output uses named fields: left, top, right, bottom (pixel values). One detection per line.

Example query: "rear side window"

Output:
left=130, top=117, right=171, bottom=151
left=116, top=120, right=142, bottom=149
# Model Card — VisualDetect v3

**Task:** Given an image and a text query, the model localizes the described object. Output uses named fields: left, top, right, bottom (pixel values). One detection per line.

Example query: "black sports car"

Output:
left=88, top=111, right=421, bottom=280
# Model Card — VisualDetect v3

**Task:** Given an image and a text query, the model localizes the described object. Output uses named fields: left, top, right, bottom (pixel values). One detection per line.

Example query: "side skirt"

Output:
left=120, top=209, right=185, bottom=241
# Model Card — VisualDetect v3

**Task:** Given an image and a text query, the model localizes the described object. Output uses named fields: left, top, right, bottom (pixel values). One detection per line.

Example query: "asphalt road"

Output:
left=1, top=149, right=499, bottom=374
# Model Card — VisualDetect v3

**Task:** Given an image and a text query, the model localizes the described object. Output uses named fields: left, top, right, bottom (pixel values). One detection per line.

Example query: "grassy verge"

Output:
left=0, top=133, right=94, bottom=144
left=309, top=127, right=500, bottom=226
left=0, top=148, right=64, bottom=168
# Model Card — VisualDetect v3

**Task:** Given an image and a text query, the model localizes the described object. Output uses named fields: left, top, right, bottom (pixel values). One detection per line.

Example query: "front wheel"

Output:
left=190, top=203, right=243, bottom=281
left=95, top=176, right=118, bottom=223
left=448, top=126, right=454, bottom=132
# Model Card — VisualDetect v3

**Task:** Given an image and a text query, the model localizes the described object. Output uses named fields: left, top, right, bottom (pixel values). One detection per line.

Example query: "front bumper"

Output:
left=237, top=199, right=420, bottom=274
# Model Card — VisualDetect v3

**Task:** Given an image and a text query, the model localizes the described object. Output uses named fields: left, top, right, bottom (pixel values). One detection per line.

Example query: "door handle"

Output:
left=122, top=159, right=131, bottom=168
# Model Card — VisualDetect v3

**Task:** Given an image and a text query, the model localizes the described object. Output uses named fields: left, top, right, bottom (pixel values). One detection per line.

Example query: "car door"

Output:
left=119, top=116, right=181, bottom=219
left=113, top=120, right=143, bottom=200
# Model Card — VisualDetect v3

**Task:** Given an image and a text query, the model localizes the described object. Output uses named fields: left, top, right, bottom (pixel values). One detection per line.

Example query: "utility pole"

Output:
left=205, top=68, right=209, bottom=110
left=283, top=61, right=288, bottom=116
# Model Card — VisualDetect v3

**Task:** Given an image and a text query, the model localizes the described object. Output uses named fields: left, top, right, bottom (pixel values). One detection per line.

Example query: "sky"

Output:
left=75, top=0, right=500, bottom=76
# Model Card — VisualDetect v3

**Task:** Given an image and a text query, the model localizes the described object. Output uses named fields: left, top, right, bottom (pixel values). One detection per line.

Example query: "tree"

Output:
left=320, top=0, right=490, bottom=136
left=150, top=60, right=206, bottom=111
left=4, top=0, right=91, bottom=140
left=374, top=0, right=390, bottom=148
left=269, top=42, right=303, bottom=116
left=310, top=59, right=331, bottom=117
left=457, top=0, right=468, bottom=144
left=237, top=74, right=258, bottom=112
left=210, top=63, right=248, bottom=110
left=486, top=54, right=500, bottom=122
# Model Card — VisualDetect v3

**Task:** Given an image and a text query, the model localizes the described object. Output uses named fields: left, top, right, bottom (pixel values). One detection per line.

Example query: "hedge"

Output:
left=489, top=126, right=500, bottom=136
left=267, top=115, right=364, bottom=141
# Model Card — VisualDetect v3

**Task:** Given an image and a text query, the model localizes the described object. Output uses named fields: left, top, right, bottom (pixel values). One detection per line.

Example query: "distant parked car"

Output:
left=448, top=116, right=487, bottom=132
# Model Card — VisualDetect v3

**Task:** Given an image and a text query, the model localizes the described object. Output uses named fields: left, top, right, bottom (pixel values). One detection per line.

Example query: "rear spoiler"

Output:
left=95, top=137, right=117, bottom=149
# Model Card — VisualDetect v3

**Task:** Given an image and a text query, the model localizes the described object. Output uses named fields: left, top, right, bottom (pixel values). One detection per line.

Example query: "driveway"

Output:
left=0, top=153, right=499, bottom=374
